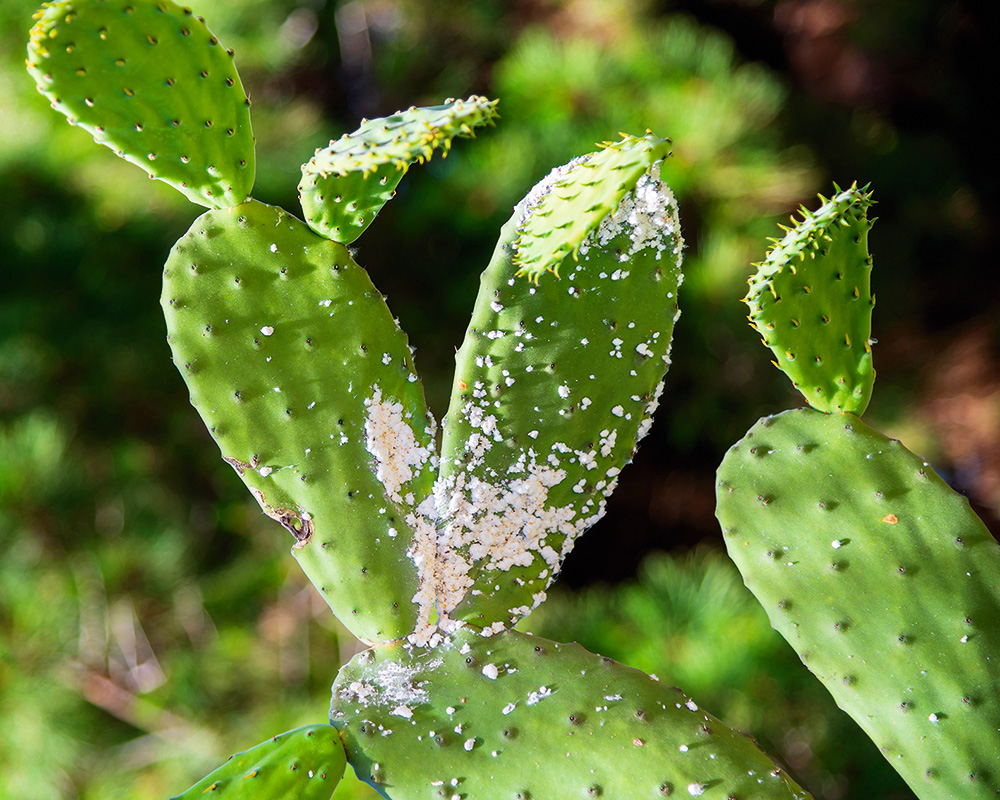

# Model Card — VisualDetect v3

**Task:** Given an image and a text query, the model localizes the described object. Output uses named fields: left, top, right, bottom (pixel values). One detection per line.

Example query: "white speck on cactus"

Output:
left=482, top=663, right=499, bottom=680
left=258, top=466, right=272, bottom=477
left=687, top=783, right=706, bottom=796
left=464, top=738, right=475, bottom=751
left=611, top=405, right=624, bottom=417
left=260, top=325, right=274, bottom=335
left=526, top=686, right=552, bottom=705
left=679, top=744, right=689, bottom=753
left=502, top=702, right=516, bottom=715
left=686, top=699, right=699, bottom=712
left=558, top=384, right=570, bottom=398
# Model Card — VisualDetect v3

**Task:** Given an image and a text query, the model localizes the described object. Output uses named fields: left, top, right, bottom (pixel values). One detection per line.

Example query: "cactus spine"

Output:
left=717, top=189, right=1000, bottom=799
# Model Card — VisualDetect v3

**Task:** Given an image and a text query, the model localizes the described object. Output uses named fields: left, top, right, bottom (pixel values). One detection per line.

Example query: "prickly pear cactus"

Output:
left=27, top=0, right=255, bottom=208
left=717, top=188, right=1000, bottom=800
left=332, top=629, right=811, bottom=800
left=744, top=185, right=875, bottom=414
left=430, top=158, right=683, bottom=635
left=299, top=97, right=498, bottom=244
left=29, top=2, right=817, bottom=798
left=161, top=199, right=435, bottom=643
left=170, top=725, right=346, bottom=799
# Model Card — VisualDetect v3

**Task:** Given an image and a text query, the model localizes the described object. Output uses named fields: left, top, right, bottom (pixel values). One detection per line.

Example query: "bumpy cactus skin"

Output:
left=513, top=133, right=673, bottom=281
left=27, top=0, right=255, bottom=208
left=169, top=724, right=346, bottom=799
left=28, top=2, right=823, bottom=797
left=430, top=154, right=683, bottom=636
left=299, top=97, right=498, bottom=244
left=718, top=188, right=1000, bottom=800
left=744, top=185, right=874, bottom=414
left=718, top=410, right=1000, bottom=799
left=162, top=199, right=435, bottom=644
left=332, top=629, right=812, bottom=800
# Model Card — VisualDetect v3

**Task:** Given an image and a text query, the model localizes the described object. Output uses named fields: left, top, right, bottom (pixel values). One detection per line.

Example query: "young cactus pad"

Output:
left=744, top=185, right=875, bottom=414
left=161, top=199, right=436, bottom=643
left=170, top=724, right=345, bottom=799
left=428, top=157, right=683, bottom=636
left=331, top=629, right=814, bottom=800
left=716, top=409, right=1000, bottom=799
left=27, top=0, right=255, bottom=208
left=513, top=132, right=673, bottom=281
left=298, top=97, right=498, bottom=244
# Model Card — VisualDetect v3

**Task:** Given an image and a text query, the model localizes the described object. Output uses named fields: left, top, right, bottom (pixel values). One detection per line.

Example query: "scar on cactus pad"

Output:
left=718, top=186, right=1000, bottom=800
left=30, top=2, right=820, bottom=798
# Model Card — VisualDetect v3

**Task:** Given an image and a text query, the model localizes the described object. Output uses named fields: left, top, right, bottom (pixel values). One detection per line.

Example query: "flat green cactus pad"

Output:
left=717, top=409, right=1000, bottom=800
left=299, top=96, right=498, bottom=243
left=744, top=185, right=875, bottom=414
left=331, top=629, right=813, bottom=800
left=27, top=0, right=254, bottom=208
left=171, top=724, right=345, bottom=799
left=427, top=160, right=683, bottom=638
left=513, top=132, right=673, bottom=281
left=162, top=199, right=437, bottom=643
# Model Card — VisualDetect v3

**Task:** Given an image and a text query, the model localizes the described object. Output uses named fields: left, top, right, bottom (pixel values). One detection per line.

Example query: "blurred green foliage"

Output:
left=2, top=0, right=993, bottom=798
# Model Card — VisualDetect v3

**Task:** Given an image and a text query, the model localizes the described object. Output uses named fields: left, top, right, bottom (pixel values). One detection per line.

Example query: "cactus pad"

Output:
left=298, top=97, right=498, bottom=243
left=744, top=185, right=875, bottom=414
left=170, top=724, right=345, bottom=799
left=513, top=132, right=673, bottom=281
left=27, top=0, right=255, bottom=208
left=423, top=160, right=683, bottom=638
left=162, top=199, right=437, bottom=643
left=331, top=629, right=813, bottom=800
left=717, top=408, right=1000, bottom=800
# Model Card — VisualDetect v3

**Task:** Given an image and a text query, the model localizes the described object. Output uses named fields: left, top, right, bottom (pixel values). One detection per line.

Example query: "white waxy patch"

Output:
left=260, top=325, right=274, bottom=336
left=464, top=738, right=475, bottom=751
left=687, top=783, right=706, bottom=796
left=258, top=466, right=273, bottom=477
left=558, top=384, right=571, bottom=399
left=392, top=705, right=414, bottom=718
left=364, top=386, right=435, bottom=505
left=685, top=699, right=699, bottom=712
left=269, top=243, right=278, bottom=253
left=482, top=663, right=499, bottom=680
left=502, top=702, right=516, bottom=715
left=611, top=405, right=624, bottom=417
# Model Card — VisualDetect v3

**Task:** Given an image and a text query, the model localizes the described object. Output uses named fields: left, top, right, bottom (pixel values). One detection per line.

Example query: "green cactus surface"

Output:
left=331, top=628, right=813, bottom=800
left=161, top=199, right=437, bottom=643
left=27, top=0, right=255, bottom=208
left=512, top=132, right=673, bottom=281
left=298, top=97, right=498, bottom=244
left=716, top=408, right=1000, bottom=800
left=170, top=724, right=346, bottom=799
left=744, top=185, right=875, bottom=414
left=426, top=159, right=683, bottom=638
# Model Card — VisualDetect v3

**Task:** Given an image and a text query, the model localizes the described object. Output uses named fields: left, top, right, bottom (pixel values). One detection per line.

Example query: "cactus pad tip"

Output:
left=744, top=183, right=876, bottom=415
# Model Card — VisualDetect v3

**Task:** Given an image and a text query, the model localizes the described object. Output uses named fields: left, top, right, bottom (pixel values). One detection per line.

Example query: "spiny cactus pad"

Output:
left=744, top=185, right=875, bottom=414
left=716, top=408, right=1000, bottom=800
left=162, top=199, right=437, bottom=643
left=513, top=132, right=673, bottom=281
left=331, top=629, right=813, bottom=800
left=27, top=0, right=254, bottom=208
left=170, top=724, right=345, bottom=799
left=299, top=97, right=498, bottom=243
left=426, top=161, right=683, bottom=638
